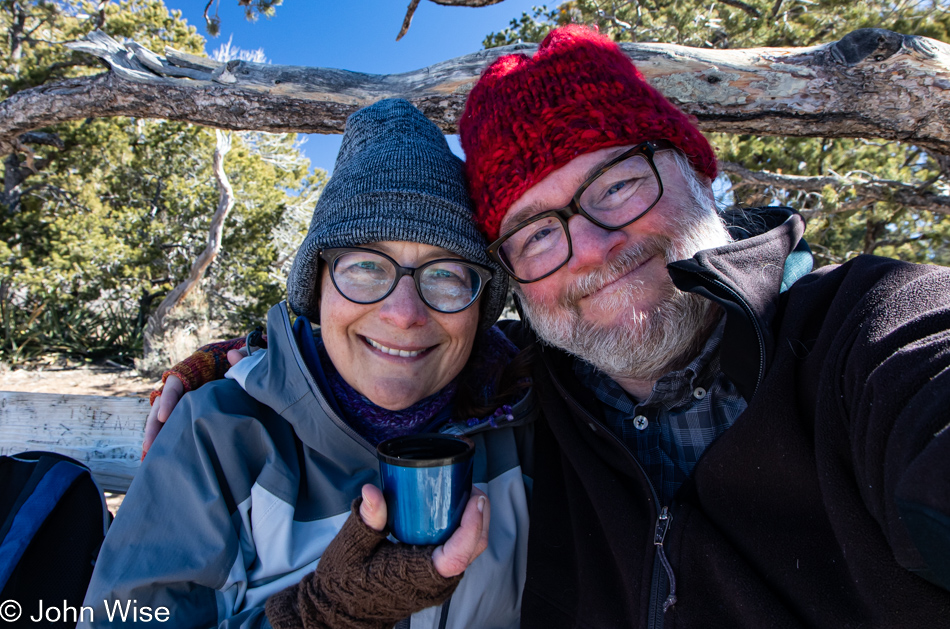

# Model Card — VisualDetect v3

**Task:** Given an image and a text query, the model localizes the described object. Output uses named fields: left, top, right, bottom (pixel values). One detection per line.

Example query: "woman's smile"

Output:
left=362, top=335, right=435, bottom=359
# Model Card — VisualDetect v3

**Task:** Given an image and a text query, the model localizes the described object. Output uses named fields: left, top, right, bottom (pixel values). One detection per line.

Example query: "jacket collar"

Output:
left=667, top=206, right=807, bottom=400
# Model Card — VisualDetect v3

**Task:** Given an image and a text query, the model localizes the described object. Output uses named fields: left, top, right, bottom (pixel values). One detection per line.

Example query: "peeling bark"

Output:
left=0, top=28, right=949, bottom=157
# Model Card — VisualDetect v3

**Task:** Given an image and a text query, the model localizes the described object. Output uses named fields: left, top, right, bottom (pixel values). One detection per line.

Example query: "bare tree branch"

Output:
left=397, top=0, right=422, bottom=41
left=398, top=0, right=504, bottom=40
left=18, top=131, right=62, bottom=148
left=719, top=0, right=761, bottom=19
left=91, top=0, right=106, bottom=31
left=720, top=161, right=950, bottom=217
left=1, top=28, right=950, bottom=157
left=203, top=0, right=221, bottom=36
left=143, top=130, right=235, bottom=357
left=429, top=0, right=505, bottom=6
left=872, top=234, right=924, bottom=249
left=769, top=0, right=785, bottom=21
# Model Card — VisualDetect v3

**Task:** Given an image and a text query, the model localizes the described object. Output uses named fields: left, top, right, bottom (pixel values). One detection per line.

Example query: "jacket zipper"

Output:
left=437, top=598, right=451, bottom=629
left=547, top=373, right=676, bottom=625
left=699, top=275, right=767, bottom=398
left=648, top=556, right=665, bottom=629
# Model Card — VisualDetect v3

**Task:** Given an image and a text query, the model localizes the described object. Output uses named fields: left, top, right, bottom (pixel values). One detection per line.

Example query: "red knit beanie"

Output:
left=460, top=25, right=717, bottom=241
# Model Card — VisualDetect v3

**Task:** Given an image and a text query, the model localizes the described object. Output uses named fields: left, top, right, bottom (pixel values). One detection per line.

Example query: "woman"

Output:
left=81, top=99, right=535, bottom=629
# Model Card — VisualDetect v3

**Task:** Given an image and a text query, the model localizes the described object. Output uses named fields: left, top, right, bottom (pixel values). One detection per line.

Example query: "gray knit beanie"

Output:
left=287, top=98, right=507, bottom=330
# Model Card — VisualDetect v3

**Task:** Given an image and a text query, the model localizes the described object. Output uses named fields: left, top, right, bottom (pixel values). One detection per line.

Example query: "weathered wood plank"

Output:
left=0, top=391, right=145, bottom=493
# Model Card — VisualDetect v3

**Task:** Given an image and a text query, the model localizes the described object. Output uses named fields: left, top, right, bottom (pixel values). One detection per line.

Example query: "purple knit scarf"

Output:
left=327, top=368, right=457, bottom=445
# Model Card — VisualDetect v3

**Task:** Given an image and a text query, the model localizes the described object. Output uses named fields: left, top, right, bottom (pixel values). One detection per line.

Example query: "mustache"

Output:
left=561, top=235, right=671, bottom=306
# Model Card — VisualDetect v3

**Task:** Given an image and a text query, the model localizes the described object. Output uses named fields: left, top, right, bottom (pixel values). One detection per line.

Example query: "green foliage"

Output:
left=0, top=0, right=323, bottom=364
left=485, top=1, right=950, bottom=267
left=483, top=5, right=557, bottom=48
left=1, top=296, right=143, bottom=364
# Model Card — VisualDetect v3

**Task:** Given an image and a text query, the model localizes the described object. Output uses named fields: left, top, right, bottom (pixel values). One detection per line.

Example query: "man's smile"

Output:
left=578, top=254, right=661, bottom=304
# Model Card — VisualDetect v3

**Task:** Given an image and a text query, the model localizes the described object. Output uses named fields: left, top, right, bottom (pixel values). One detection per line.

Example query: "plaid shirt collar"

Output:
left=575, top=317, right=726, bottom=410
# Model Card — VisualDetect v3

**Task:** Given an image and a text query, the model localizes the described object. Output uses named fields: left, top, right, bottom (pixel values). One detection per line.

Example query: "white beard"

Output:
left=518, top=202, right=731, bottom=383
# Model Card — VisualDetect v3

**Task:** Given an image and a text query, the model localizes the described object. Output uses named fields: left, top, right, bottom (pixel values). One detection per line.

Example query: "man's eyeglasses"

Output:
left=319, top=247, right=493, bottom=314
left=487, top=142, right=667, bottom=283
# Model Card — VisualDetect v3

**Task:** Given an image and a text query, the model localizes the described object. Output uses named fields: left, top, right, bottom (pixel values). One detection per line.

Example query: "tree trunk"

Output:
left=142, top=130, right=234, bottom=359
left=0, top=28, right=948, bottom=155
left=0, top=276, right=12, bottom=352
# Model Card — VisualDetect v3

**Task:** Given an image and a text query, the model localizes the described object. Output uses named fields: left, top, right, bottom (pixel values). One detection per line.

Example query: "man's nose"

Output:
left=378, top=276, right=429, bottom=328
left=565, top=214, right=627, bottom=273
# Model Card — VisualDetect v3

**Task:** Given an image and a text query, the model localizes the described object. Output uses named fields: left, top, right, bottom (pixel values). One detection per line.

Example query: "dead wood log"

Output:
left=0, top=28, right=949, bottom=156
left=0, top=391, right=145, bottom=493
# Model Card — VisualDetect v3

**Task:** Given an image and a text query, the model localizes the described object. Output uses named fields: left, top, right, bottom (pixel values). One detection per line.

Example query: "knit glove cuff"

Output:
left=265, top=587, right=304, bottom=629
left=266, top=499, right=463, bottom=629
left=148, top=337, right=247, bottom=405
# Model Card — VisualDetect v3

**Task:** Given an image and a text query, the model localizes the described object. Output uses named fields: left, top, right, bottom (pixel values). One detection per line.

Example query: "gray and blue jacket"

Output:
left=82, top=301, right=536, bottom=628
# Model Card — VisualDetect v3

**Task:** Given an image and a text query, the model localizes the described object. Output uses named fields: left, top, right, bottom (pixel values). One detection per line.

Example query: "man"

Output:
left=459, top=25, right=950, bottom=628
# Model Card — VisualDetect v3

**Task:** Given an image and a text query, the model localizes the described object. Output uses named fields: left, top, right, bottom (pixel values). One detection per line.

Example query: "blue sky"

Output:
left=163, top=0, right=556, bottom=172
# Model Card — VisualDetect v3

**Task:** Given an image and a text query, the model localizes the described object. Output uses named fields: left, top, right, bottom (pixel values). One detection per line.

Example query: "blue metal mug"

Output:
left=377, top=433, right=475, bottom=545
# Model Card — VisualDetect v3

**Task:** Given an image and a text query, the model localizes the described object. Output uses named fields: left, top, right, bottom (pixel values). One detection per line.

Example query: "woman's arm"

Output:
left=84, top=383, right=274, bottom=628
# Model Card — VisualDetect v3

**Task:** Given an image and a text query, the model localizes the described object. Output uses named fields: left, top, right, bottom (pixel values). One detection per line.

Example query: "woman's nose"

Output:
left=565, top=214, right=627, bottom=273
left=378, top=276, right=429, bottom=328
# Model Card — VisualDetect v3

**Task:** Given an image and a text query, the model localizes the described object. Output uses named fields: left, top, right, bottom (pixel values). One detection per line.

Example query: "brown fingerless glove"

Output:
left=265, top=499, right=463, bottom=629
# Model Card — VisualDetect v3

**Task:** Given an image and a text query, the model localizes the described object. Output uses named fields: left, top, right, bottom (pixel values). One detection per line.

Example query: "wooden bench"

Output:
left=0, top=391, right=146, bottom=493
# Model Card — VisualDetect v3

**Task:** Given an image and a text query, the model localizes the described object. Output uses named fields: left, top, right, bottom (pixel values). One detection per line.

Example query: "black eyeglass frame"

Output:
left=318, top=246, right=494, bottom=314
left=486, top=141, right=667, bottom=284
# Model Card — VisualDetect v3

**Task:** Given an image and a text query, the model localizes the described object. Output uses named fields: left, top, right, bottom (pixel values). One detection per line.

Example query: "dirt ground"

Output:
left=0, top=362, right=161, bottom=398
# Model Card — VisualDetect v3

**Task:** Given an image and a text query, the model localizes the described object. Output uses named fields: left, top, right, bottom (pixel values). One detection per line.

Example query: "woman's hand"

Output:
left=265, top=484, right=490, bottom=629
left=142, top=375, right=184, bottom=458
left=359, top=484, right=490, bottom=577
left=141, top=348, right=251, bottom=459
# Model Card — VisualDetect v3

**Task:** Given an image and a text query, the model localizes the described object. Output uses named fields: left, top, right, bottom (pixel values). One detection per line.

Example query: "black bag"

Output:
left=0, top=451, right=111, bottom=627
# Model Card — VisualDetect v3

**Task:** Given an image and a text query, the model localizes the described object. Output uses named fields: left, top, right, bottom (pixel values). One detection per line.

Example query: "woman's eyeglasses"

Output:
left=319, top=247, right=493, bottom=314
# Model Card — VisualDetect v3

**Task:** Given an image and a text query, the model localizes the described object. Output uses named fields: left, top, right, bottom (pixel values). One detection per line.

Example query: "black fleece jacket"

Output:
left=506, top=207, right=950, bottom=628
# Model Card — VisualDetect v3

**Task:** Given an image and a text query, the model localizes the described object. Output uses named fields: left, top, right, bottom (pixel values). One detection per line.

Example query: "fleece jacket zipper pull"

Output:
left=654, top=506, right=678, bottom=612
